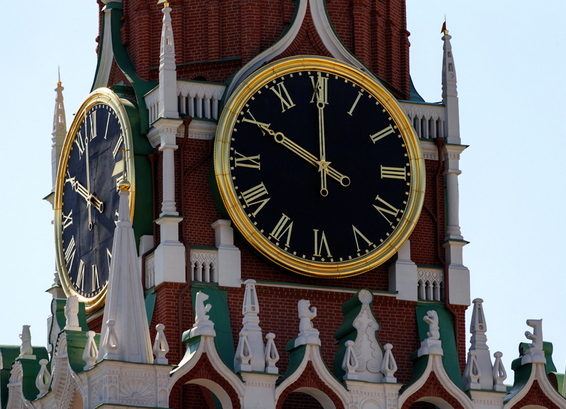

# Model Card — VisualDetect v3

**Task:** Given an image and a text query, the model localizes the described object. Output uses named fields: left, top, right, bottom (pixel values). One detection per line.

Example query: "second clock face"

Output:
left=55, top=89, right=135, bottom=309
left=215, top=57, right=424, bottom=278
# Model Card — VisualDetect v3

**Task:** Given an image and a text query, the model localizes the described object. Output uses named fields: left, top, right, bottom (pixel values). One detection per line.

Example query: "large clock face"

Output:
left=55, top=89, right=135, bottom=312
left=214, top=57, right=425, bottom=278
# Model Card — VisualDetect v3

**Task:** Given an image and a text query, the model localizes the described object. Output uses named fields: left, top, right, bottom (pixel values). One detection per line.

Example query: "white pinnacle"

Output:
left=99, top=180, right=153, bottom=363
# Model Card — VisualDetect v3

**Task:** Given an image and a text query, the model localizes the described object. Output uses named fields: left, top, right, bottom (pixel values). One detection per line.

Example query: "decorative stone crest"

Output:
left=265, top=333, right=279, bottom=374
left=19, top=325, right=34, bottom=359
left=83, top=330, right=99, bottom=371
left=492, top=351, right=507, bottom=392
left=342, top=340, right=359, bottom=380
left=418, top=311, right=443, bottom=356
left=463, top=351, right=481, bottom=390
left=64, top=295, right=81, bottom=331
left=188, top=291, right=216, bottom=337
left=521, top=319, right=545, bottom=365
left=295, top=300, right=320, bottom=347
left=235, top=279, right=265, bottom=372
left=381, top=344, right=398, bottom=383
left=35, top=359, right=51, bottom=398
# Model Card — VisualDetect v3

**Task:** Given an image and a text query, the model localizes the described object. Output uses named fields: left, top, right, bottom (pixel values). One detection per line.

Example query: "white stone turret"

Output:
left=99, top=179, right=153, bottom=363
left=235, top=279, right=265, bottom=372
left=441, top=25, right=460, bottom=144
left=463, top=298, right=493, bottom=391
left=51, top=69, right=67, bottom=195
left=148, top=1, right=186, bottom=287
left=158, top=0, right=178, bottom=120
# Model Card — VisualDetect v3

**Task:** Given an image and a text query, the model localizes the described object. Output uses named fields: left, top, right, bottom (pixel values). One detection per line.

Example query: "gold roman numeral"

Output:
left=77, top=260, right=86, bottom=292
left=370, top=124, right=395, bottom=143
left=352, top=225, right=373, bottom=253
left=88, top=110, right=97, bottom=141
left=113, top=134, right=124, bottom=158
left=74, top=131, right=86, bottom=160
left=241, top=110, right=270, bottom=135
left=270, top=213, right=293, bottom=248
left=380, top=166, right=407, bottom=180
left=91, top=264, right=100, bottom=292
left=373, top=195, right=400, bottom=225
left=62, top=210, right=73, bottom=230
left=347, top=91, right=363, bottom=116
left=269, top=80, right=296, bottom=112
left=310, top=73, right=328, bottom=104
left=313, top=229, right=332, bottom=258
left=234, top=151, right=261, bottom=170
left=241, top=182, right=271, bottom=217
left=64, top=236, right=76, bottom=270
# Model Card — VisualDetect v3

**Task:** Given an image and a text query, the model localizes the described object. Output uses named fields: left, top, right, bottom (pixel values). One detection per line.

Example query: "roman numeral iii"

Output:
left=270, top=214, right=293, bottom=248
left=380, top=166, right=407, bottom=180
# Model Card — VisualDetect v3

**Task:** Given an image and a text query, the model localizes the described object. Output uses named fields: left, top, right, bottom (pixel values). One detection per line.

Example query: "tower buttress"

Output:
left=51, top=69, right=67, bottom=194
left=158, top=0, right=179, bottom=120
left=441, top=25, right=460, bottom=144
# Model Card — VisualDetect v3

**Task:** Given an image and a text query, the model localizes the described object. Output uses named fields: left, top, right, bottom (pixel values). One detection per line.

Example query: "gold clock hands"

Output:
left=72, top=180, right=105, bottom=214
left=85, top=135, right=93, bottom=230
left=259, top=124, right=350, bottom=187
left=315, top=74, right=328, bottom=197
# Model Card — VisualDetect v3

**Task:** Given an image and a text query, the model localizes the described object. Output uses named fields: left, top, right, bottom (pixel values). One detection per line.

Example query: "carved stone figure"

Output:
left=195, top=291, right=212, bottom=324
left=424, top=310, right=440, bottom=340
left=298, top=299, right=317, bottom=332
left=19, top=325, right=33, bottom=357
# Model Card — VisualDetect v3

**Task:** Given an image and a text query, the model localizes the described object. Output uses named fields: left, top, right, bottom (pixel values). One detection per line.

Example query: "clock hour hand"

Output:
left=72, top=180, right=105, bottom=213
left=315, top=72, right=328, bottom=196
left=260, top=125, right=350, bottom=187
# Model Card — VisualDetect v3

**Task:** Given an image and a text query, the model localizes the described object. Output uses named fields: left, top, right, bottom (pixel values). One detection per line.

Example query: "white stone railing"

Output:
left=145, top=252, right=155, bottom=290
left=190, top=248, right=218, bottom=283
left=417, top=268, right=444, bottom=301
left=145, top=81, right=226, bottom=125
left=400, top=102, right=446, bottom=139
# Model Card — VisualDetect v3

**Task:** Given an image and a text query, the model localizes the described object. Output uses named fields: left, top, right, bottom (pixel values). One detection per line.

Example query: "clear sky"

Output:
left=1, top=0, right=565, bottom=384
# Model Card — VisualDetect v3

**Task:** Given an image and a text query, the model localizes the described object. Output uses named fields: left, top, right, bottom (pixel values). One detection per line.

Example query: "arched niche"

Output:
left=411, top=397, right=454, bottom=409
left=187, top=379, right=234, bottom=409
left=281, top=387, right=334, bottom=409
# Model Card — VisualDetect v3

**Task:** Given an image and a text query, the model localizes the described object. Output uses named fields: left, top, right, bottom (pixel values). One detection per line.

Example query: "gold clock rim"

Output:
left=214, top=56, right=425, bottom=278
left=54, top=88, right=136, bottom=313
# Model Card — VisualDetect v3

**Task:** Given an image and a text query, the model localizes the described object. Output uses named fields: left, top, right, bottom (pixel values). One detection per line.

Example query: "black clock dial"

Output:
left=60, top=103, right=125, bottom=297
left=214, top=57, right=424, bottom=277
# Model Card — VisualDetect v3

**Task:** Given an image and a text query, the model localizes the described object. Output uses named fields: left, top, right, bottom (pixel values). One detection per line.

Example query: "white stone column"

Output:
left=148, top=119, right=186, bottom=285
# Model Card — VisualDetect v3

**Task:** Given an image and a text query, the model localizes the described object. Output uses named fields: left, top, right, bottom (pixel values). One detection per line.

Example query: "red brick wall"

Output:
left=103, top=0, right=410, bottom=96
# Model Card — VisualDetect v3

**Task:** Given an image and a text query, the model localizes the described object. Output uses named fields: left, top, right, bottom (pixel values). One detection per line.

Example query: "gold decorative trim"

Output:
left=54, top=88, right=136, bottom=313
left=214, top=56, right=425, bottom=278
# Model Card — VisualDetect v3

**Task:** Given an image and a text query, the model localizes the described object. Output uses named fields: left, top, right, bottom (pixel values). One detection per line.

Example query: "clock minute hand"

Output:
left=260, top=125, right=350, bottom=187
left=315, top=72, right=328, bottom=196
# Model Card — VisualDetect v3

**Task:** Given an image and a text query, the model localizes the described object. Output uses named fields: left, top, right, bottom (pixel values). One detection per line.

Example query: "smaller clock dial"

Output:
left=60, top=103, right=125, bottom=297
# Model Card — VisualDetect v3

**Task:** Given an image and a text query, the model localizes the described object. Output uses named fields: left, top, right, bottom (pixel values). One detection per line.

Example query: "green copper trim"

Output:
left=190, top=285, right=235, bottom=371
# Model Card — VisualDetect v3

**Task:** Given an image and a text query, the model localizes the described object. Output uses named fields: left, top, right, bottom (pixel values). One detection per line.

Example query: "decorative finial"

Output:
left=157, top=0, right=170, bottom=7
left=57, top=66, right=62, bottom=87
left=441, top=18, right=448, bottom=35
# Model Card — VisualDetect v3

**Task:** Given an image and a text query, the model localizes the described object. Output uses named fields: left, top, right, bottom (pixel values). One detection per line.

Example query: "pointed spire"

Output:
left=441, top=21, right=460, bottom=144
left=235, top=279, right=265, bottom=372
left=463, top=298, right=493, bottom=390
left=158, top=0, right=179, bottom=119
left=52, top=68, right=67, bottom=190
left=99, top=178, right=153, bottom=364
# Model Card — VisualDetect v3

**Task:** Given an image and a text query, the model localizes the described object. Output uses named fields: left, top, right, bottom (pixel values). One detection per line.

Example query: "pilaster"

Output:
left=212, top=219, right=241, bottom=288
left=388, top=240, right=418, bottom=301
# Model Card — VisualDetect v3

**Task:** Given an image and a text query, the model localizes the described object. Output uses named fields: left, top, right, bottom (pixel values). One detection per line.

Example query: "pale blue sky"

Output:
left=1, top=0, right=564, bottom=383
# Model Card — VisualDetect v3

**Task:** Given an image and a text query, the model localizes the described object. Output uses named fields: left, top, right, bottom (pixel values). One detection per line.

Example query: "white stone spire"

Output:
left=441, top=24, right=460, bottom=144
left=99, top=179, right=153, bottom=364
left=158, top=1, right=179, bottom=119
left=463, top=298, right=493, bottom=391
left=235, top=279, right=266, bottom=372
left=52, top=68, right=67, bottom=191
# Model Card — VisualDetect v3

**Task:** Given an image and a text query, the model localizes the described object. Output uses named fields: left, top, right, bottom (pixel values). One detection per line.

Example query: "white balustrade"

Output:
left=417, top=268, right=444, bottom=301
left=146, top=81, right=226, bottom=125
left=190, top=248, right=218, bottom=283
left=400, top=102, right=446, bottom=140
